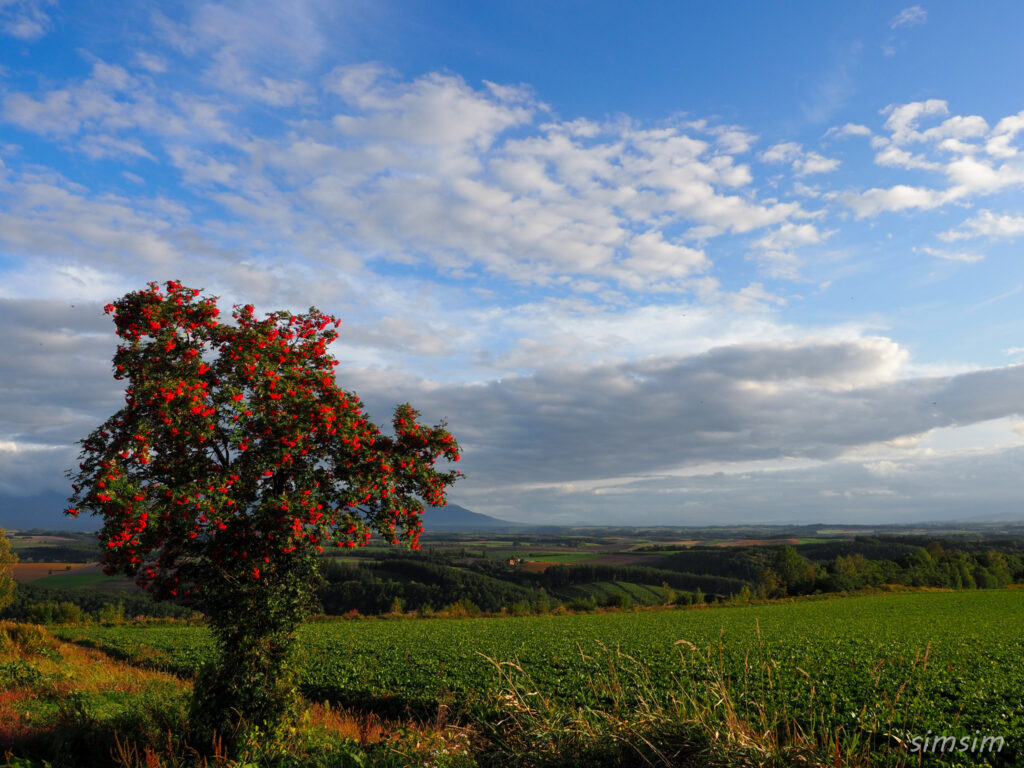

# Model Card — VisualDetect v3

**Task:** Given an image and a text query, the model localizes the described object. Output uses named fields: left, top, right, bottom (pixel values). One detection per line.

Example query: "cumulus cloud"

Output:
left=881, top=100, right=950, bottom=143
left=0, top=167, right=186, bottom=270
left=759, top=141, right=840, bottom=176
left=826, top=123, right=871, bottom=139
left=0, top=44, right=834, bottom=296
left=986, top=111, right=1024, bottom=157
left=258, top=68, right=812, bottom=290
left=941, top=210, right=1024, bottom=241
left=0, top=57, right=226, bottom=142
left=750, top=222, right=831, bottom=279
left=0, top=55, right=826, bottom=296
left=842, top=184, right=942, bottom=217
left=692, top=123, right=758, bottom=154
left=840, top=100, right=1024, bottom=216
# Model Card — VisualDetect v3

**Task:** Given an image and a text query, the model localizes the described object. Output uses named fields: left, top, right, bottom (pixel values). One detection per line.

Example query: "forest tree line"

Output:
left=2, top=535, right=1022, bottom=621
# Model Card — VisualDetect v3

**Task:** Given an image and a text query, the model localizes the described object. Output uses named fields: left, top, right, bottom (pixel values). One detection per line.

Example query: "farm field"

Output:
left=492, top=550, right=602, bottom=564
left=10, top=562, right=90, bottom=583
left=27, top=569, right=117, bottom=589
left=558, top=580, right=667, bottom=605
left=12, top=562, right=135, bottom=591
left=4, top=530, right=105, bottom=564
left=56, top=590, right=1024, bottom=764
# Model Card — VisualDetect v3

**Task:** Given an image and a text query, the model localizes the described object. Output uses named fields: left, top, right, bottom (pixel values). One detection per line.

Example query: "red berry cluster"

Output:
left=68, top=281, right=461, bottom=603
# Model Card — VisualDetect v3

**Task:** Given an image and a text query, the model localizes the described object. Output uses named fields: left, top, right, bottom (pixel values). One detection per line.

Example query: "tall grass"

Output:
left=0, top=622, right=474, bottom=768
left=472, top=623, right=932, bottom=767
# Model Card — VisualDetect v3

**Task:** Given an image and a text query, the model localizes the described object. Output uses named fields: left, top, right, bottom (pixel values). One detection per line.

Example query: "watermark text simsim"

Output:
left=908, top=730, right=1004, bottom=755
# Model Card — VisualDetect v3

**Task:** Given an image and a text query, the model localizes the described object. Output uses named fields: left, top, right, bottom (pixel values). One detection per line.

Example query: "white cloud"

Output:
left=613, top=232, right=709, bottom=290
left=0, top=167, right=189, bottom=279
left=890, top=6, right=927, bottom=29
left=79, top=135, right=158, bottom=162
left=151, top=1, right=328, bottom=104
left=843, top=184, right=942, bottom=217
left=0, top=58, right=222, bottom=143
left=750, top=222, right=831, bottom=279
left=921, top=115, right=989, bottom=143
left=881, top=100, right=949, bottom=144
left=5, top=8, right=1024, bottom=524
left=760, top=141, right=800, bottom=164
left=326, top=64, right=534, bottom=155
left=842, top=101, right=1024, bottom=217
left=0, top=0, right=53, bottom=40
left=918, top=246, right=984, bottom=264
left=759, top=141, right=839, bottom=175
left=133, top=51, right=168, bottom=74
left=795, top=152, right=840, bottom=176
left=212, top=58, right=308, bottom=106
left=250, top=69, right=815, bottom=290
left=0, top=52, right=834, bottom=295
left=3, top=90, right=78, bottom=134
left=701, top=125, right=758, bottom=154
left=872, top=143, right=941, bottom=170
left=986, top=111, right=1024, bottom=157
left=940, top=210, right=1024, bottom=241
left=826, top=123, right=871, bottom=139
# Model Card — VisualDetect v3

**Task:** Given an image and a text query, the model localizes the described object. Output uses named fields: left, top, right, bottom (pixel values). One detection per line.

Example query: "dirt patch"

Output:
left=518, top=561, right=553, bottom=573
left=11, top=562, right=99, bottom=583
left=14, top=535, right=77, bottom=544
left=590, top=554, right=666, bottom=567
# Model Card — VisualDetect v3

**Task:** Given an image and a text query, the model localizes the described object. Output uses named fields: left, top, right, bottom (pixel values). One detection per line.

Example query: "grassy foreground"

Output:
left=3, top=591, right=1020, bottom=766
left=0, top=621, right=472, bottom=767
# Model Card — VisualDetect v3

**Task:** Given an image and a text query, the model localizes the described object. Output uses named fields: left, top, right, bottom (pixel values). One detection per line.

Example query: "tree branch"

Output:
left=210, top=438, right=229, bottom=469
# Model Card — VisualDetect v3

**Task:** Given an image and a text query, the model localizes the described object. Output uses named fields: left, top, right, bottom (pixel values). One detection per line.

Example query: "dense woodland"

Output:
left=4, top=531, right=1023, bottom=622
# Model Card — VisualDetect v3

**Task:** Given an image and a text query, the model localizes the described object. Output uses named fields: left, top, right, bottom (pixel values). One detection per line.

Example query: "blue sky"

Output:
left=2, top=0, right=1024, bottom=526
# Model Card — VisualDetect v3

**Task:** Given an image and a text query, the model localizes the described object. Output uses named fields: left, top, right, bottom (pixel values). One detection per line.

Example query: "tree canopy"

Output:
left=65, top=280, right=461, bottom=744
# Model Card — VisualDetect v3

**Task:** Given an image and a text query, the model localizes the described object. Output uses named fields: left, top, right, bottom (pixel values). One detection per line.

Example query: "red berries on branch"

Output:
left=66, top=280, right=461, bottom=603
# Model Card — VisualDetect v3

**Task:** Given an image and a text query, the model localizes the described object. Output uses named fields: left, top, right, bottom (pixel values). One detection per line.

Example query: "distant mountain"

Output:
left=0, top=490, right=97, bottom=531
left=423, top=503, right=524, bottom=531
left=0, top=492, right=520, bottom=535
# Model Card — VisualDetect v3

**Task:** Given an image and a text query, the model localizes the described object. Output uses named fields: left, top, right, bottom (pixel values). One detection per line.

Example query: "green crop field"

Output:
left=56, top=590, right=1024, bottom=763
left=490, top=550, right=601, bottom=563
left=560, top=580, right=666, bottom=605
left=29, top=571, right=116, bottom=589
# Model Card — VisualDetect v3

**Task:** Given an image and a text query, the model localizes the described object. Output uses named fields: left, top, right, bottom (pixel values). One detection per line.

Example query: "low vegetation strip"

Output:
left=55, top=590, right=1024, bottom=764
left=0, top=621, right=474, bottom=767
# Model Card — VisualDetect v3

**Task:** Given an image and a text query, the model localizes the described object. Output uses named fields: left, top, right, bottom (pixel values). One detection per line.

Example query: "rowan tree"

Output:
left=65, top=280, right=461, bottom=743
